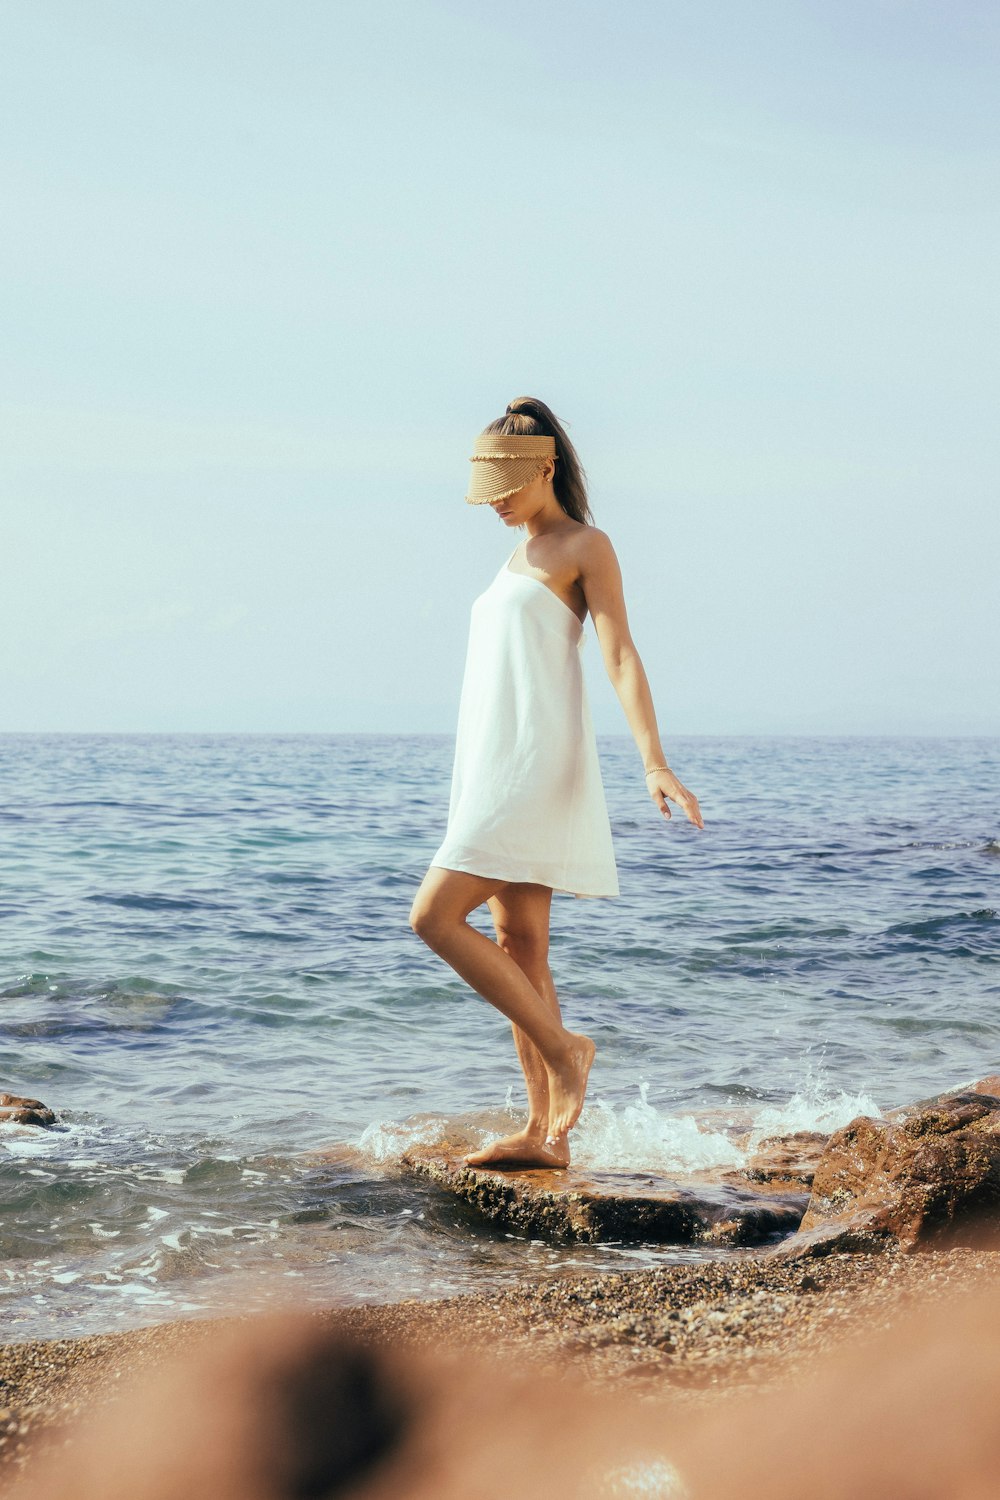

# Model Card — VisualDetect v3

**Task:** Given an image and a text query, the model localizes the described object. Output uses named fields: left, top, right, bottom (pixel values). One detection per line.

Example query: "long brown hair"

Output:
left=482, top=396, right=593, bottom=525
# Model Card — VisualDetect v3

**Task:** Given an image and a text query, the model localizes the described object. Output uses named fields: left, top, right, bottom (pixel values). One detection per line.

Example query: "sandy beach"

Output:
left=3, top=1245, right=999, bottom=1479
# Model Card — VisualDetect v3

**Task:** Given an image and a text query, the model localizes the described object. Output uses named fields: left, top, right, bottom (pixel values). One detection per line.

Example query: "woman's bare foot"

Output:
left=545, top=1033, right=596, bottom=1138
left=465, top=1127, right=570, bottom=1170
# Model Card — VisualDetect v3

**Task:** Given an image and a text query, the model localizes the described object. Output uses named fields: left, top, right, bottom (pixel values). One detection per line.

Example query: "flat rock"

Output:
left=774, top=1077, right=1000, bottom=1259
left=400, top=1135, right=807, bottom=1248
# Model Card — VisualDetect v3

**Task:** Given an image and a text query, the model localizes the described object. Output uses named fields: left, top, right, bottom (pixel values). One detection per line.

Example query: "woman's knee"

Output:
left=409, top=894, right=450, bottom=947
left=495, top=924, right=549, bottom=971
left=408, top=895, right=433, bottom=941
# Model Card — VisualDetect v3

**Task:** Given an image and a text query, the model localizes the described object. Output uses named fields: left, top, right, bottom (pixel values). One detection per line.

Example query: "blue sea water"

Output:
left=1, top=732, right=998, bottom=1342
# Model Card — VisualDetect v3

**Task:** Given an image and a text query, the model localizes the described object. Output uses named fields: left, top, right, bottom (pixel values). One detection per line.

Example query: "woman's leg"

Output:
left=466, top=883, right=572, bottom=1168
left=409, top=867, right=594, bottom=1143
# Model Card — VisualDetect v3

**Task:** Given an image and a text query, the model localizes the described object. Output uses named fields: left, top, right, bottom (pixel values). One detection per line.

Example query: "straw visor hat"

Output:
left=466, top=432, right=557, bottom=505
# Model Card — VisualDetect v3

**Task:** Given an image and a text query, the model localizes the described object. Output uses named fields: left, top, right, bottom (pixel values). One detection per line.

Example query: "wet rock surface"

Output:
left=0, top=1094, right=55, bottom=1128
left=723, top=1130, right=828, bottom=1193
left=777, top=1080, right=1000, bottom=1258
left=400, top=1135, right=808, bottom=1248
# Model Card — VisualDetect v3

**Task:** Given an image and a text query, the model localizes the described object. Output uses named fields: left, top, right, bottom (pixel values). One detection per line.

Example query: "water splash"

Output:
left=573, top=1085, right=745, bottom=1174
left=567, top=1074, right=883, bottom=1175
left=743, top=1084, right=883, bottom=1152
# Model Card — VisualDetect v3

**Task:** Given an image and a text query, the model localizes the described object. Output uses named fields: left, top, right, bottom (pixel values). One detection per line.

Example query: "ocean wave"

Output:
left=86, top=892, right=230, bottom=912
left=882, top=909, right=997, bottom=941
left=356, top=1113, right=453, bottom=1165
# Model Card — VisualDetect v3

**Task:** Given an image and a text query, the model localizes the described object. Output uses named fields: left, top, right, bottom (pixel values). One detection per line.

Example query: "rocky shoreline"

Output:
left=337, top=1243, right=1000, bottom=1393
left=5, top=1072, right=1000, bottom=1482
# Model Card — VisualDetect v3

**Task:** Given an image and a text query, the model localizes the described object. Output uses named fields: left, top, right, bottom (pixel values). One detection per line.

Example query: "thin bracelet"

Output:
left=644, top=766, right=670, bottom=777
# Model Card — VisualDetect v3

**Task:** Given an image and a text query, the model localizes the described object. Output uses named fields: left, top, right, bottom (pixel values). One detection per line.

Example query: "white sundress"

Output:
left=429, top=550, right=619, bottom=898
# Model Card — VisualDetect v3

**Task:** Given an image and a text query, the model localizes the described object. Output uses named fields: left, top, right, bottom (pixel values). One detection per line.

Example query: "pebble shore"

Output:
left=2, top=1246, right=998, bottom=1474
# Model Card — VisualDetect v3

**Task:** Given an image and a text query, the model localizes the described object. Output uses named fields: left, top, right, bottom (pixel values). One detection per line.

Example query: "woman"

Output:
left=409, top=397, right=703, bottom=1169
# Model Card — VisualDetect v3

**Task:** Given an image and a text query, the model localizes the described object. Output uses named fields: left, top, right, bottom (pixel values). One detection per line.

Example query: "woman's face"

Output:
left=488, top=463, right=555, bottom=526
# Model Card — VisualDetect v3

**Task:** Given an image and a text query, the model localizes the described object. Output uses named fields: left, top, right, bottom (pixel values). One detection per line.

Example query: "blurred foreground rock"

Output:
left=14, top=1272, right=1000, bottom=1500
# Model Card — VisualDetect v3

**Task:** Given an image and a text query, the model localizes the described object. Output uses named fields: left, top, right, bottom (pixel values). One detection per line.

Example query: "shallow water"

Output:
left=1, top=732, right=998, bottom=1340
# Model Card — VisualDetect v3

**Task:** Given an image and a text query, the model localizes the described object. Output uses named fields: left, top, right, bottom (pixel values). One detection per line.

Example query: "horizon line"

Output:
left=2, top=729, right=999, bottom=741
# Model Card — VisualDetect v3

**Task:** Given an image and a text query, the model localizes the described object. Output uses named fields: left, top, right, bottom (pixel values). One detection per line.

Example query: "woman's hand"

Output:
left=647, top=769, right=704, bottom=829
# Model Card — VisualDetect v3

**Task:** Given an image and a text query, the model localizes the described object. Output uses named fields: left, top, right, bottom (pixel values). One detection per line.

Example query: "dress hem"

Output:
left=428, top=858, right=619, bottom=901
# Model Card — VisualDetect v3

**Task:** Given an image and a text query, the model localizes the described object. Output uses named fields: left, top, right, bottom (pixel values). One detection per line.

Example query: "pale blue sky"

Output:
left=3, top=1, right=998, bottom=735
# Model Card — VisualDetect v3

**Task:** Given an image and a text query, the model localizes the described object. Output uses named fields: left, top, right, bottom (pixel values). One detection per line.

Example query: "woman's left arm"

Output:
left=579, top=530, right=704, bottom=829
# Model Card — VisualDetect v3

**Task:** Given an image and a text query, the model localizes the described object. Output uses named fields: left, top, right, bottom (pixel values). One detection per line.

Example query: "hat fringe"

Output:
left=470, top=449, right=547, bottom=462
left=465, top=461, right=547, bottom=505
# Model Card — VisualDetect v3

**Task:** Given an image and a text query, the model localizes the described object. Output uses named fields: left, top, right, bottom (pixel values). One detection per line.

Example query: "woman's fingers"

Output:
left=648, top=774, right=703, bottom=828
left=680, top=790, right=704, bottom=829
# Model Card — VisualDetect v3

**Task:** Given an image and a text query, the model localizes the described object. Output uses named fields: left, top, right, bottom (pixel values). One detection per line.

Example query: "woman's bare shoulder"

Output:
left=573, top=526, right=618, bottom=570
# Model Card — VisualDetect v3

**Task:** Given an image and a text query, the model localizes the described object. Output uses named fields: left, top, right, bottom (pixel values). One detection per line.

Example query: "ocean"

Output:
left=1, top=732, right=998, bottom=1342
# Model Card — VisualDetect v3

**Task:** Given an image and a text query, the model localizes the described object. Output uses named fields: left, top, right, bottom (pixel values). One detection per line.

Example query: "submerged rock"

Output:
left=727, top=1131, right=829, bottom=1193
left=0, top=1092, right=55, bottom=1127
left=400, top=1136, right=807, bottom=1248
left=776, top=1080, right=1000, bottom=1259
